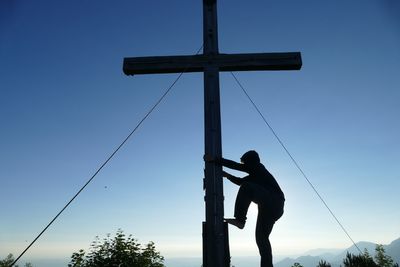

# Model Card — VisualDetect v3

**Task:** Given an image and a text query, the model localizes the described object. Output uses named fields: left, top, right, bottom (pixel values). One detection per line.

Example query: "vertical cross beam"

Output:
left=123, top=2, right=302, bottom=266
left=202, top=1, right=226, bottom=267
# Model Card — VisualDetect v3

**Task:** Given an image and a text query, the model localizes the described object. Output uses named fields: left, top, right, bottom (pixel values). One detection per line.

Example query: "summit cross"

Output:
left=123, top=1, right=302, bottom=267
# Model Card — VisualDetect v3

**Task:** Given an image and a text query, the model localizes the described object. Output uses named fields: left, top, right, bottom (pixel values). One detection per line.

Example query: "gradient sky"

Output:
left=1, top=0, right=399, bottom=265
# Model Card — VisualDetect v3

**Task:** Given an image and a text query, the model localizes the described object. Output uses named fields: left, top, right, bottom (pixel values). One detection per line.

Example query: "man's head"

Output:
left=240, top=150, right=260, bottom=166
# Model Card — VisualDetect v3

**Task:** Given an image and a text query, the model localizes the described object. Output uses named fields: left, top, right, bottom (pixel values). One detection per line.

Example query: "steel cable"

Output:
left=10, top=45, right=204, bottom=267
left=229, top=71, right=362, bottom=254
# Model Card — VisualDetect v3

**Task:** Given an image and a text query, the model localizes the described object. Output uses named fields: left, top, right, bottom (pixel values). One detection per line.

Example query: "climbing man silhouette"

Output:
left=205, top=150, right=284, bottom=267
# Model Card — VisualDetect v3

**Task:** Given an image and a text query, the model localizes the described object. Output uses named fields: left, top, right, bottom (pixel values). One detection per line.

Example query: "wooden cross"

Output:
left=123, top=1, right=301, bottom=266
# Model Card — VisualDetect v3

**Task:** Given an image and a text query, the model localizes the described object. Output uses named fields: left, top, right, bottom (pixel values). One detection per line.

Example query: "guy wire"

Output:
left=10, top=45, right=204, bottom=267
left=229, top=71, right=362, bottom=254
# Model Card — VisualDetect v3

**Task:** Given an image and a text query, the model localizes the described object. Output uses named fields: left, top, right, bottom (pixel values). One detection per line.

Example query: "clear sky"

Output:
left=1, top=0, right=399, bottom=265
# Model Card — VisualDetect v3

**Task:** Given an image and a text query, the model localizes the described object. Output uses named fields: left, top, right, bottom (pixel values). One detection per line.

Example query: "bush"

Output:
left=342, top=251, right=378, bottom=267
left=317, top=260, right=331, bottom=267
left=68, top=229, right=165, bottom=267
left=0, top=254, right=32, bottom=267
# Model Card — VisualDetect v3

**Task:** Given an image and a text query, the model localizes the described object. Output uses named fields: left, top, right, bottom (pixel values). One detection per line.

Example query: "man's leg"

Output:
left=233, top=182, right=254, bottom=224
left=255, top=207, right=275, bottom=267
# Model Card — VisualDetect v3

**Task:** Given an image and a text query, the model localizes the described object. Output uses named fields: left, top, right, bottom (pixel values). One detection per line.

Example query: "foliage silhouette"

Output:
left=0, top=254, right=32, bottom=267
left=68, top=229, right=165, bottom=267
left=340, top=245, right=399, bottom=267
left=317, top=259, right=331, bottom=267
left=375, top=244, right=396, bottom=267
left=342, top=250, right=378, bottom=267
left=285, top=244, right=398, bottom=267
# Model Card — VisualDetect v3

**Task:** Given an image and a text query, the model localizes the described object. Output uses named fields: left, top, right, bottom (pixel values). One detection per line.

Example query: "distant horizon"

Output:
left=2, top=0, right=399, bottom=265
left=5, top=235, right=399, bottom=267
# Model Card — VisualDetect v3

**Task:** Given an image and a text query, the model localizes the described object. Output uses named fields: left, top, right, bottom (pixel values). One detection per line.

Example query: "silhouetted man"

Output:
left=205, top=150, right=284, bottom=267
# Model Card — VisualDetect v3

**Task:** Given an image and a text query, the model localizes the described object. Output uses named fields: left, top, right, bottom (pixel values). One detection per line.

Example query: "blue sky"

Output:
left=1, top=0, right=399, bottom=264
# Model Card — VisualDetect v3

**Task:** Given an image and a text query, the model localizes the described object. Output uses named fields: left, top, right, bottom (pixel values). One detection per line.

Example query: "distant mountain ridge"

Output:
left=275, top=237, right=400, bottom=267
left=163, top=238, right=400, bottom=267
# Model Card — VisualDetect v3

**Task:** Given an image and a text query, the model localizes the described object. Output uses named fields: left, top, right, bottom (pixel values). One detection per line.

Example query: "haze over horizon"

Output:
left=10, top=236, right=400, bottom=267
left=1, top=0, right=399, bottom=265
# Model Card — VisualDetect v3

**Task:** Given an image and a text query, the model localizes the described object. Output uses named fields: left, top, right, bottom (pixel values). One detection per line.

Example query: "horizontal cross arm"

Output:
left=123, top=52, right=301, bottom=75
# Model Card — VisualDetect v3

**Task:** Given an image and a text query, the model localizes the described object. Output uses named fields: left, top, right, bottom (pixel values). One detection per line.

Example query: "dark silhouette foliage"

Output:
left=0, top=254, right=14, bottom=267
left=288, top=244, right=398, bottom=267
left=375, top=244, right=397, bottom=267
left=0, top=253, right=32, bottom=267
left=342, top=251, right=378, bottom=267
left=340, top=245, right=399, bottom=267
left=68, top=229, right=165, bottom=267
left=317, top=259, right=331, bottom=267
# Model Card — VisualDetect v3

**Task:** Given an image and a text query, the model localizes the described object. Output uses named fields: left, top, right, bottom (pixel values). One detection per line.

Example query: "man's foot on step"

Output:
left=225, top=218, right=245, bottom=229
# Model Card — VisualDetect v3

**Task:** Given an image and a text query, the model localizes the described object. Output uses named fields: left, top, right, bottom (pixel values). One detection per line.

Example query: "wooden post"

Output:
left=202, top=1, right=226, bottom=266
left=122, top=1, right=302, bottom=266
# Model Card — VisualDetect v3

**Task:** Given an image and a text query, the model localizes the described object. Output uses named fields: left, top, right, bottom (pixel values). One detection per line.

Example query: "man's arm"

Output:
left=220, top=158, right=248, bottom=173
left=222, top=171, right=242, bottom=186
left=204, top=154, right=249, bottom=173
